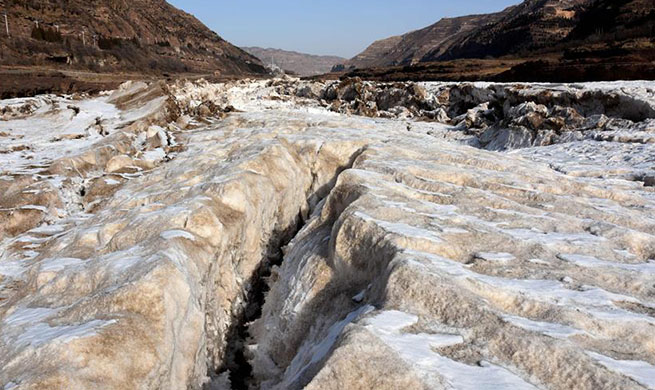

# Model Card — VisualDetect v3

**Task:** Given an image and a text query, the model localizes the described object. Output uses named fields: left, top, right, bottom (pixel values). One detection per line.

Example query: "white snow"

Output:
left=558, top=254, right=655, bottom=274
left=515, top=140, right=655, bottom=181
left=29, top=224, right=66, bottom=235
left=406, top=250, right=654, bottom=324
left=19, top=205, right=48, bottom=212
left=503, top=314, right=584, bottom=339
left=39, top=257, right=84, bottom=272
left=160, top=230, right=196, bottom=241
left=588, top=352, right=655, bottom=389
left=104, top=178, right=121, bottom=186
left=474, top=252, right=516, bottom=263
left=0, top=260, right=27, bottom=278
left=3, top=306, right=116, bottom=348
left=4, top=307, right=59, bottom=327
left=354, top=211, right=443, bottom=244
left=142, top=148, right=166, bottom=162
left=284, top=305, right=375, bottom=385
left=15, top=319, right=116, bottom=348
left=364, top=310, right=539, bottom=389
left=503, top=228, right=606, bottom=246
left=0, top=95, right=120, bottom=176
left=527, top=258, right=551, bottom=265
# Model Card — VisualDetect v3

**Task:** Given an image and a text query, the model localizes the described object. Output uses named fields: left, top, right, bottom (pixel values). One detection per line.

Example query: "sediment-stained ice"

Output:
left=1, top=78, right=654, bottom=389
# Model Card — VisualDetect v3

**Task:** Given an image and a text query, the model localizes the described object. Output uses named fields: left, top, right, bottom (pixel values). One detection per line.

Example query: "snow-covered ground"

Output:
left=0, top=79, right=654, bottom=390
left=0, top=94, right=119, bottom=177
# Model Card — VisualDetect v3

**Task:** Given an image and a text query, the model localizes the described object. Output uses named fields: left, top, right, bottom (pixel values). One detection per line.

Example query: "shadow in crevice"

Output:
left=214, top=213, right=305, bottom=390
left=204, top=144, right=370, bottom=390
left=244, top=168, right=400, bottom=389
left=274, top=221, right=398, bottom=389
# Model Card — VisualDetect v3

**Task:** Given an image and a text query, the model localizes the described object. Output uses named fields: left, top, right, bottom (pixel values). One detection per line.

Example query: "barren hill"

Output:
left=566, top=0, right=655, bottom=46
left=333, top=0, right=655, bottom=82
left=342, top=11, right=509, bottom=70
left=0, top=0, right=267, bottom=76
left=341, top=0, right=590, bottom=69
left=341, top=35, right=403, bottom=70
left=243, top=47, right=345, bottom=76
left=435, top=0, right=588, bottom=60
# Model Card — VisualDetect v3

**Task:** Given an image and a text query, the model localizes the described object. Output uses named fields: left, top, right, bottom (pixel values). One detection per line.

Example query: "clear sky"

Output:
left=168, top=1, right=522, bottom=59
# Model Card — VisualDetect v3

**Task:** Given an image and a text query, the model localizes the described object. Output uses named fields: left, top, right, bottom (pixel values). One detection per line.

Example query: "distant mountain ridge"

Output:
left=336, top=0, right=655, bottom=73
left=342, top=11, right=510, bottom=69
left=0, top=0, right=267, bottom=76
left=243, top=47, right=345, bottom=76
left=435, top=0, right=588, bottom=61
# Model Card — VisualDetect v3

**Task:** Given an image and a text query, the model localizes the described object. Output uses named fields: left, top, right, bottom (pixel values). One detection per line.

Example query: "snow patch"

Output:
left=364, top=310, right=539, bottom=389
left=160, top=230, right=196, bottom=241
left=39, top=257, right=84, bottom=272
left=474, top=252, right=516, bottom=263
left=284, top=305, right=375, bottom=386
left=503, top=314, right=584, bottom=339
left=588, top=352, right=655, bottom=389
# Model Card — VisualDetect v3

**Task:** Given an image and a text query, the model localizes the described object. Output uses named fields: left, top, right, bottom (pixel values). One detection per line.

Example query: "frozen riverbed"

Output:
left=0, top=79, right=654, bottom=390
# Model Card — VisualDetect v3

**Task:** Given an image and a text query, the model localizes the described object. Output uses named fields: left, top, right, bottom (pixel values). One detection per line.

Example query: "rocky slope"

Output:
left=243, top=47, right=345, bottom=77
left=0, top=78, right=654, bottom=389
left=339, top=35, right=403, bottom=70
left=341, top=11, right=509, bottom=70
left=0, top=0, right=266, bottom=75
left=436, top=0, right=588, bottom=61
left=565, top=0, right=655, bottom=53
left=334, top=0, right=655, bottom=82
left=338, top=0, right=587, bottom=70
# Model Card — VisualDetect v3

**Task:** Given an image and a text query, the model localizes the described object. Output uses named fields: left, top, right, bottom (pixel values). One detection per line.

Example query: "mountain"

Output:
left=341, top=36, right=403, bottom=70
left=435, top=0, right=588, bottom=61
left=341, top=0, right=589, bottom=69
left=341, top=11, right=510, bottom=70
left=332, top=0, right=655, bottom=82
left=0, top=0, right=267, bottom=76
left=243, top=47, right=345, bottom=76
left=566, top=0, right=655, bottom=44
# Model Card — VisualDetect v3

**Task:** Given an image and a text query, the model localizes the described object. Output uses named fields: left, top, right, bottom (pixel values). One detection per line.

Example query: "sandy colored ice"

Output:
left=1, top=79, right=654, bottom=389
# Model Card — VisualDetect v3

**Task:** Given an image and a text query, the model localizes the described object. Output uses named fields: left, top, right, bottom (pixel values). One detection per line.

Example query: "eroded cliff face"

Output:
left=0, top=78, right=654, bottom=389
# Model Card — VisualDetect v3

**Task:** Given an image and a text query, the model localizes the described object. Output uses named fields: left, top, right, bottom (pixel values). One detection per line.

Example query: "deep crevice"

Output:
left=218, top=215, right=305, bottom=390
left=204, top=148, right=367, bottom=390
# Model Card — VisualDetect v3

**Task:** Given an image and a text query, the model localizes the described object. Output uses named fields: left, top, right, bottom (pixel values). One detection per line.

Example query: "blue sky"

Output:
left=168, top=1, right=521, bottom=58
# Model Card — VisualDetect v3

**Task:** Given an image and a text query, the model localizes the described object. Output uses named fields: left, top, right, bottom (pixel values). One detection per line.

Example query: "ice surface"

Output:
left=13, top=319, right=116, bottom=348
left=284, top=305, right=375, bottom=385
left=2, top=79, right=655, bottom=389
left=364, top=310, right=539, bottom=390
left=503, top=314, right=584, bottom=339
left=588, top=352, right=655, bottom=389
left=474, top=252, right=516, bottom=263
left=558, top=254, right=655, bottom=273
left=160, top=230, right=196, bottom=241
